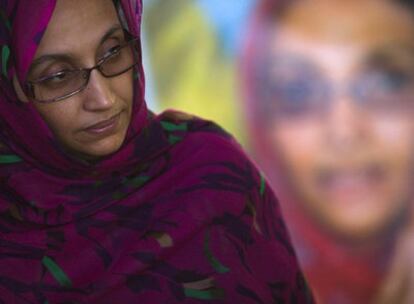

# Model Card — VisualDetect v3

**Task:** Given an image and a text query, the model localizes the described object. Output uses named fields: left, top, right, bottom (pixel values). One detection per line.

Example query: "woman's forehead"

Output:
left=37, top=0, right=120, bottom=50
left=276, top=0, right=414, bottom=48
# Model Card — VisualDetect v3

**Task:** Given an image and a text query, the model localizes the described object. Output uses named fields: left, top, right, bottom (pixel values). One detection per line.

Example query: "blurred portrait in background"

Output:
left=241, top=0, right=414, bottom=303
left=142, top=0, right=414, bottom=302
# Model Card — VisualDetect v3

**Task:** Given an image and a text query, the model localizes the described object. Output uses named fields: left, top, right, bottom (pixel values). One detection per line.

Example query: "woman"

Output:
left=0, top=0, right=312, bottom=303
left=241, top=0, right=414, bottom=303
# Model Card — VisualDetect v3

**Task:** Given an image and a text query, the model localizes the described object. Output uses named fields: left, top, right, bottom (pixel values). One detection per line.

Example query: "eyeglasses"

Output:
left=26, top=37, right=140, bottom=103
left=257, top=64, right=414, bottom=120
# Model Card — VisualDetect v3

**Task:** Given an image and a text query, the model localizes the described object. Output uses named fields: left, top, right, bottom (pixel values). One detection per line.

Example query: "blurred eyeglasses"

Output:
left=258, top=59, right=414, bottom=119
left=26, top=35, right=140, bottom=103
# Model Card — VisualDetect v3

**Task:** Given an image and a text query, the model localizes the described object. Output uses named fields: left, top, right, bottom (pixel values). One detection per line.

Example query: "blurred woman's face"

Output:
left=262, top=0, right=414, bottom=240
left=16, top=0, right=134, bottom=160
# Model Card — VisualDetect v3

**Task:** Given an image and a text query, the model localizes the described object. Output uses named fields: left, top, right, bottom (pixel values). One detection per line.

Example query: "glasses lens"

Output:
left=33, top=69, right=86, bottom=102
left=30, top=39, right=139, bottom=102
left=266, top=76, right=328, bottom=119
left=356, top=70, right=414, bottom=111
left=100, top=39, right=138, bottom=77
left=257, top=57, right=329, bottom=121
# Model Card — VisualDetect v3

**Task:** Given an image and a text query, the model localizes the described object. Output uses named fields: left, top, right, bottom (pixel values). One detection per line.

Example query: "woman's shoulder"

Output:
left=155, top=110, right=264, bottom=201
left=157, top=109, right=244, bottom=158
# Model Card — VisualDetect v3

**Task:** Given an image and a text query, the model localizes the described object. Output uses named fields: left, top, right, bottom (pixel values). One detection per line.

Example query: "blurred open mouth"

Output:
left=316, top=163, right=386, bottom=202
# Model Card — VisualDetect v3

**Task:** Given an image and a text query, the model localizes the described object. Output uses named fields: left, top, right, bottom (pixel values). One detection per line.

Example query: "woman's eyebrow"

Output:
left=29, top=54, right=72, bottom=75
left=363, top=44, right=414, bottom=69
left=99, top=25, right=123, bottom=45
left=29, top=25, right=124, bottom=74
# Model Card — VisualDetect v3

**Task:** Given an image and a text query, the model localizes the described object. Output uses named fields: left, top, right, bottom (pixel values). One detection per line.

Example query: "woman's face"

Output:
left=18, top=0, right=134, bottom=160
left=262, top=1, right=414, bottom=240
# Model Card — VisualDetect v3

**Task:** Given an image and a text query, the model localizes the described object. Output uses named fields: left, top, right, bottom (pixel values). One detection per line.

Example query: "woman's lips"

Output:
left=83, top=113, right=121, bottom=136
left=317, top=165, right=386, bottom=201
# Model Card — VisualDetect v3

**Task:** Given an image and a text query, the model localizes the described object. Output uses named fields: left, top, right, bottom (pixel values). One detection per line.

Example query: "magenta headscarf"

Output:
left=240, top=0, right=399, bottom=303
left=0, top=0, right=312, bottom=303
left=0, top=0, right=148, bottom=179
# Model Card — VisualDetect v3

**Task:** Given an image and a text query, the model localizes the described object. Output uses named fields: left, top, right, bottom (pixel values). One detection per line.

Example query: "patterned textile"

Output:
left=0, top=0, right=312, bottom=303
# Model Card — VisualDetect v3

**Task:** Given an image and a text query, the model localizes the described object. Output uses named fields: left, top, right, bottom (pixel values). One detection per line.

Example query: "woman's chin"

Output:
left=297, top=185, right=406, bottom=242
left=67, top=135, right=126, bottom=161
left=311, top=200, right=403, bottom=243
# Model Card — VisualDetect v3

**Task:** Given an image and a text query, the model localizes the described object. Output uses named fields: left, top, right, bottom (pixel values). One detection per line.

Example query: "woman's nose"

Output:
left=325, top=94, right=367, bottom=152
left=82, top=70, right=115, bottom=111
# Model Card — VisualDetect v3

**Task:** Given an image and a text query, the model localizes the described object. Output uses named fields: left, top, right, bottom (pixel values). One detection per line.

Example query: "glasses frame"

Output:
left=26, top=34, right=140, bottom=103
left=258, top=69, right=414, bottom=121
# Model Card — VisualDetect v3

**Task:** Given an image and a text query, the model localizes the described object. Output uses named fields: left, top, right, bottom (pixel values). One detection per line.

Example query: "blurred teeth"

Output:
left=319, top=165, right=383, bottom=192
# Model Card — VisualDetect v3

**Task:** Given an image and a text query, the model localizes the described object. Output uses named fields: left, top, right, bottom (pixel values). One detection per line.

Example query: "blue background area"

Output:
left=143, top=0, right=256, bottom=56
left=197, top=0, right=256, bottom=55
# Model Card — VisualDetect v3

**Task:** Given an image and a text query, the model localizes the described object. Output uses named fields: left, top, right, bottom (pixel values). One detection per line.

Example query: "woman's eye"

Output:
left=363, top=70, right=413, bottom=94
left=46, top=71, right=68, bottom=82
left=354, top=68, right=414, bottom=111
left=41, top=70, right=76, bottom=88
left=101, top=45, right=122, bottom=61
